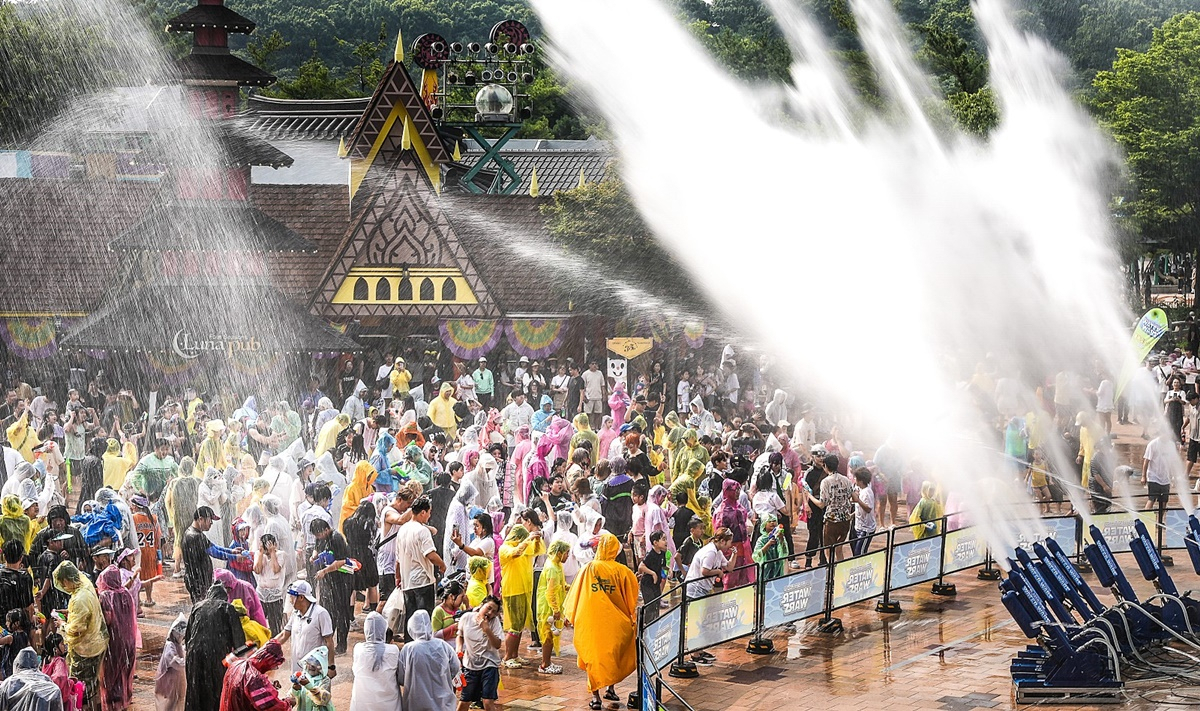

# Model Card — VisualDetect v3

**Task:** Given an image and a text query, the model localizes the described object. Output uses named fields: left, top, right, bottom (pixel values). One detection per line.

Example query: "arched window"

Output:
left=397, top=278, right=413, bottom=301
left=419, top=277, right=435, bottom=302
left=352, top=277, right=368, bottom=301
left=441, top=278, right=457, bottom=302
left=375, top=278, right=391, bottom=301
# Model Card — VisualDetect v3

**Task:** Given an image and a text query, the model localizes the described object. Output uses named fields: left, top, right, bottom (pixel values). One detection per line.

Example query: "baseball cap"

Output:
left=52, top=533, right=73, bottom=542
left=288, top=581, right=317, bottom=603
left=194, top=506, right=220, bottom=521
left=478, top=356, right=487, bottom=362
left=91, top=546, right=115, bottom=557
left=130, top=495, right=150, bottom=508
left=519, top=356, right=529, bottom=363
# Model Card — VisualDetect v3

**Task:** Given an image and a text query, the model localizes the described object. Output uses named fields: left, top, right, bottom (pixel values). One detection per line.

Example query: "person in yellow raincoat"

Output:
left=5, top=411, right=40, bottom=463
left=466, top=555, right=491, bottom=607
left=338, top=461, right=377, bottom=530
left=563, top=532, right=638, bottom=708
left=195, top=419, right=227, bottom=474
left=672, top=429, right=709, bottom=480
left=497, top=523, right=543, bottom=667
left=232, top=598, right=272, bottom=650
left=102, top=437, right=138, bottom=491
left=314, top=413, right=349, bottom=458
left=535, top=540, right=570, bottom=675
left=54, top=560, right=109, bottom=710
left=671, top=461, right=712, bottom=535
left=428, top=383, right=459, bottom=442
left=0, top=495, right=31, bottom=552
left=569, top=414, right=599, bottom=456
left=223, top=421, right=247, bottom=466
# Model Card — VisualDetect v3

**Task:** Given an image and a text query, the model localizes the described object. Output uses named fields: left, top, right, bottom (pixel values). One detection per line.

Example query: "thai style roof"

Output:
left=243, top=96, right=371, bottom=140
left=176, top=53, right=276, bottom=87
left=108, top=201, right=316, bottom=253
left=165, top=4, right=256, bottom=33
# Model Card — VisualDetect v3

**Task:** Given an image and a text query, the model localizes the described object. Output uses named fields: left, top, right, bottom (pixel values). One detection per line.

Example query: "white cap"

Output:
left=287, top=580, right=317, bottom=603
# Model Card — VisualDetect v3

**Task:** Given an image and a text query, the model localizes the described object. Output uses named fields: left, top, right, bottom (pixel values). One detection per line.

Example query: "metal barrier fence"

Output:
left=633, top=504, right=1195, bottom=708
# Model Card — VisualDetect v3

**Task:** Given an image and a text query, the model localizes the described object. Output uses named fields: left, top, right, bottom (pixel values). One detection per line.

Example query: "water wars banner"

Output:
left=1116, top=308, right=1168, bottom=399
left=641, top=604, right=681, bottom=673
left=890, top=537, right=944, bottom=589
left=1086, top=511, right=1157, bottom=553
left=684, top=585, right=755, bottom=652
left=997, top=516, right=1079, bottom=562
left=830, top=549, right=886, bottom=608
left=1163, top=509, right=1191, bottom=550
left=762, top=566, right=828, bottom=627
left=942, top=527, right=988, bottom=574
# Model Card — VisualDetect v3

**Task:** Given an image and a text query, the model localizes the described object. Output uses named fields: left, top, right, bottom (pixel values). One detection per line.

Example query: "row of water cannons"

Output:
left=999, top=514, right=1200, bottom=702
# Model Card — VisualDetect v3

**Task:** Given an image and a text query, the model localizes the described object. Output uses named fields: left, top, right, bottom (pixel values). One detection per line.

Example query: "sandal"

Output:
left=589, top=701, right=603, bottom=710
left=603, top=690, right=620, bottom=702
left=502, top=659, right=524, bottom=669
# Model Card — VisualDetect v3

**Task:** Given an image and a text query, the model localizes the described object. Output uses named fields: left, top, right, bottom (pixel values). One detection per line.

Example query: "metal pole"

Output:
left=1073, top=512, right=1092, bottom=573
left=747, top=560, right=773, bottom=654
left=817, top=545, right=842, bottom=634
left=876, top=527, right=901, bottom=613
left=669, top=582, right=698, bottom=678
left=978, top=545, right=1002, bottom=581
left=932, top=515, right=957, bottom=596
left=1158, top=499, right=1174, bottom=566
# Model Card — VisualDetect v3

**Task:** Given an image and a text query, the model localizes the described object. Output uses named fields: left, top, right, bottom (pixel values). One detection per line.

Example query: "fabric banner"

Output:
left=762, top=566, right=827, bottom=627
left=889, top=537, right=944, bottom=590
left=682, top=321, right=706, bottom=349
left=505, top=319, right=567, bottom=359
left=1116, top=308, right=1168, bottom=399
left=640, top=604, right=681, bottom=673
left=439, top=320, right=503, bottom=360
left=1163, top=508, right=1191, bottom=550
left=640, top=671, right=659, bottom=711
left=142, top=350, right=200, bottom=386
left=997, top=516, right=1079, bottom=562
left=831, top=548, right=887, bottom=608
left=1085, top=511, right=1157, bottom=553
left=942, top=526, right=988, bottom=574
left=0, top=318, right=59, bottom=360
left=684, top=585, right=755, bottom=652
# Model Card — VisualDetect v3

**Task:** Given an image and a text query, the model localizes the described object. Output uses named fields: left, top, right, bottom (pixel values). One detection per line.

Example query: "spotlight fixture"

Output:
left=467, top=42, right=481, bottom=52
left=485, top=42, right=498, bottom=54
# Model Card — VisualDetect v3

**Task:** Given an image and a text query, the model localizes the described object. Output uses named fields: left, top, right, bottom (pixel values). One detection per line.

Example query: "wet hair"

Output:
left=435, top=472, right=452, bottom=487
left=309, top=518, right=332, bottom=536
left=5, top=609, right=28, bottom=632
left=632, top=481, right=650, bottom=499
left=675, top=491, right=689, bottom=506
left=3, top=539, right=23, bottom=564
left=311, top=484, right=332, bottom=503
left=688, top=516, right=704, bottom=530
left=823, top=454, right=840, bottom=472
left=756, top=471, right=774, bottom=492
left=260, top=533, right=277, bottom=547
left=853, top=467, right=873, bottom=486
left=711, top=451, right=728, bottom=465
left=649, top=530, right=666, bottom=545
left=573, top=477, right=593, bottom=497
left=712, top=527, right=734, bottom=543
left=594, top=460, right=611, bottom=479
left=472, top=512, right=494, bottom=537
left=520, top=508, right=542, bottom=528
left=447, top=462, right=464, bottom=475
left=551, top=457, right=567, bottom=472
left=411, top=496, right=431, bottom=515
left=480, top=595, right=502, bottom=610
left=442, top=580, right=465, bottom=600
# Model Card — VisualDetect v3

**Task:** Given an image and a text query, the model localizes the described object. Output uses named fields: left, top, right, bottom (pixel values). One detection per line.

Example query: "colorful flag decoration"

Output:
left=505, top=319, right=567, bottom=359
left=682, top=321, right=706, bottom=349
left=439, top=320, right=504, bottom=359
left=142, top=350, right=200, bottom=385
left=0, top=318, right=59, bottom=360
left=1116, top=308, right=1169, bottom=399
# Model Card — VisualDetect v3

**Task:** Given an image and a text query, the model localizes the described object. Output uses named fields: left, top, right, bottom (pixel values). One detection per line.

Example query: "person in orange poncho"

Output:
left=339, top=460, right=377, bottom=531
left=563, top=531, right=638, bottom=709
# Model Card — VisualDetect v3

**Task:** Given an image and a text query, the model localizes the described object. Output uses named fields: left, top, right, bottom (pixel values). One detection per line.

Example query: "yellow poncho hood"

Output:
left=53, top=561, right=108, bottom=658
left=338, top=461, right=378, bottom=529
left=563, top=532, right=638, bottom=692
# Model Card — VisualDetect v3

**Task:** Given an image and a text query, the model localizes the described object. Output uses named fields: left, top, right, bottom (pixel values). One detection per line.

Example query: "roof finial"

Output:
left=452, top=141, right=462, bottom=162
left=337, top=137, right=348, bottom=158
left=529, top=166, right=540, bottom=197
left=394, top=29, right=405, bottom=63
left=577, top=167, right=587, bottom=189
left=401, top=115, right=412, bottom=151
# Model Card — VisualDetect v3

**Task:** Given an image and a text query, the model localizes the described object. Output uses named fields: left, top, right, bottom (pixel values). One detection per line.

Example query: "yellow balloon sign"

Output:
left=606, top=337, right=654, bottom=360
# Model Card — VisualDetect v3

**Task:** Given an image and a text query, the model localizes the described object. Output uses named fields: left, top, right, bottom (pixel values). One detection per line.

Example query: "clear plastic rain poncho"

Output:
left=0, top=647, right=63, bottom=711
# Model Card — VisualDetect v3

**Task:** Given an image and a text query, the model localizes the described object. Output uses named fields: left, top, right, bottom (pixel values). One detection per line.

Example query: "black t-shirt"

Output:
left=670, top=507, right=693, bottom=551
left=626, top=452, right=654, bottom=480
left=804, top=467, right=826, bottom=525
left=566, top=376, right=584, bottom=414
left=0, top=567, right=34, bottom=618
left=641, top=548, right=666, bottom=595
left=678, top=536, right=702, bottom=567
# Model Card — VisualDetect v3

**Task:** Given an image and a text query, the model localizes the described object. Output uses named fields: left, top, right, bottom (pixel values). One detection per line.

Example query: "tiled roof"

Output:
left=177, top=53, right=275, bottom=87
left=253, top=184, right=351, bottom=302
left=452, top=148, right=613, bottom=195
left=108, top=201, right=316, bottom=253
left=59, top=281, right=360, bottom=352
left=242, top=96, right=370, bottom=141
left=166, top=5, right=256, bottom=33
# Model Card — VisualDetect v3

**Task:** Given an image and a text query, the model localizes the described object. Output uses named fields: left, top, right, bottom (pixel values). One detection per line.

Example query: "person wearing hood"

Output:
left=444, top=481, right=478, bottom=573
left=535, top=539, right=570, bottom=675
left=312, top=397, right=337, bottom=435
left=314, top=412, right=349, bottom=459
left=0, top=646, right=62, bottom=710
left=342, top=384, right=368, bottom=423
left=5, top=412, right=40, bottom=464
left=197, top=469, right=230, bottom=548
left=339, top=461, right=377, bottom=531
left=214, top=568, right=269, bottom=628
left=564, top=532, right=638, bottom=708
left=530, top=395, right=555, bottom=434
left=764, top=389, right=789, bottom=427
left=497, top=523, right=543, bottom=667
left=1, top=461, right=35, bottom=501
left=671, top=462, right=711, bottom=536
left=392, top=609, right=459, bottom=711
left=76, top=439, right=108, bottom=516
left=164, top=457, right=200, bottom=577
left=687, top=396, right=718, bottom=439
left=101, top=437, right=137, bottom=492
left=0, top=495, right=32, bottom=552
left=98, top=564, right=135, bottom=711
left=400, top=444, right=433, bottom=487
left=428, top=383, right=459, bottom=443
left=509, top=427, right=533, bottom=508
left=348, top=612, right=402, bottom=711
left=231, top=597, right=271, bottom=651
left=219, top=639, right=289, bottom=711
left=291, top=645, right=333, bottom=711
left=607, top=382, right=630, bottom=429
left=53, top=561, right=107, bottom=711
left=155, top=615, right=187, bottom=711
left=185, top=582, right=245, bottom=711
left=713, top=479, right=753, bottom=587
left=222, top=421, right=247, bottom=471
left=194, top=420, right=227, bottom=476
left=568, top=413, right=598, bottom=456
left=370, top=432, right=399, bottom=493
left=673, top=429, right=709, bottom=481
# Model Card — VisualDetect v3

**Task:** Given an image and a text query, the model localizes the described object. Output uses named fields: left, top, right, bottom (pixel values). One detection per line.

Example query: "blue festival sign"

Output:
left=641, top=671, right=659, bottom=711
left=684, top=585, right=755, bottom=652
left=641, top=604, right=682, bottom=673
left=1163, top=509, right=1190, bottom=550
left=830, top=548, right=887, bottom=608
left=942, top=526, right=988, bottom=574
left=997, top=516, right=1079, bottom=562
left=761, top=566, right=828, bottom=627
left=889, top=536, right=944, bottom=589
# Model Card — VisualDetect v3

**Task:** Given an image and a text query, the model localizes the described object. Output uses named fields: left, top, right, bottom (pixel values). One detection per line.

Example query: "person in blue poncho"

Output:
left=370, top=433, right=400, bottom=493
left=531, top=395, right=555, bottom=434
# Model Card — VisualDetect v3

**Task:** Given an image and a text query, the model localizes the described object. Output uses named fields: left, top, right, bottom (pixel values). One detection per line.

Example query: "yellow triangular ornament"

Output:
left=529, top=166, right=540, bottom=197
left=394, top=30, right=405, bottom=63
left=401, top=116, right=412, bottom=151
left=453, top=142, right=462, bottom=162
left=577, top=167, right=587, bottom=189
left=337, top=136, right=347, bottom=158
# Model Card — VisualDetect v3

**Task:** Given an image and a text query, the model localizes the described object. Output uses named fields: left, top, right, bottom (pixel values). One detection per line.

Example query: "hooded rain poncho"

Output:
left=293, top=646, right=332, bottom=711
left=339, top=461, right=377, bottom=530
left=348, top=612, right=402, bottom=711
left=0, top=495, right=32, bottom=552
left=394, top=610, right=460, bottom=711
left=185, top=583, right=245, bottom=711
left=569, top=413, right=599, bottom=457
left=98, top=565, right=136, bottom=711
left=0, top=647, right=63, bottom=711
left=219, top=640, right=289, bottom=711
left=563, top=532, right=638, bottom=691
left=155, top=615, right=187, bottom=711
left=214, top=568, right=268, bottom=628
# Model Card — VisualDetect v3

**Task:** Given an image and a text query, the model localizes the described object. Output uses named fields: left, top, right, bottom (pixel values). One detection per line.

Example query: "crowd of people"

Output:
left=0, top=340, right=1182, bottom=710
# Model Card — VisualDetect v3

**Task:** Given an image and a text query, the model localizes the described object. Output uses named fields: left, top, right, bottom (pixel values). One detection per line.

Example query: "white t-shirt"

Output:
left=284, top=603, right=334, bottom=672
left=685, top=542, right=729, bottom=597
left=854, top=486, right=877, bottom=532
left=1096, top=379, right=1115, bottom=413
left=396, top=520, right=436, bottom=591
left=751, top=490, right=785, bottom=519
left=581, top=369, right=605, bottom=400
left=676, top=380, right=690, bottom=412
left=459, top=611, right=503, bottom=670
left=1143, top=437, right=1174, bottom=486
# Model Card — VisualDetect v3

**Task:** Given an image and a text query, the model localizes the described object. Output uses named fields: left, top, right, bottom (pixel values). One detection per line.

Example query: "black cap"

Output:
left=194, top=506, right=220, bottom=521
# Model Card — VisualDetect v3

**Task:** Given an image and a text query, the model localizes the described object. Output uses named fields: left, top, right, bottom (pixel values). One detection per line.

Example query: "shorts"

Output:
left=584, top=399, right=603, bottom=414
left=537, top=615, right=561, bottom=655
left=1147, top=481, right=1170, bottom=506
left=502, top=593, right=530, bottom=633
left=1188, top=440, right=1200, bottom=464
left=885, top=476, right=902, bottom=496
left=461, top=666, right=500, bottom=702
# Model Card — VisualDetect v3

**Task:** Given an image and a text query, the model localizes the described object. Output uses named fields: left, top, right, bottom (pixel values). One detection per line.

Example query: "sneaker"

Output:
left=502, top=658, right=526, bottom=669
left=528, top=641, right=542, bottom=650
left=789, top=561, right=802, bottom=570
left=691, top=654, right=713, bottom=667
left=537, top=663, right=563, bottom=675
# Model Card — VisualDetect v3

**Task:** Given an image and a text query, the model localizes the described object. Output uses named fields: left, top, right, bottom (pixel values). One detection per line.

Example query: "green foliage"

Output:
left=692, top=24, right=793, bottom=83
left=267, top=49, right=359, bottom=99
left=1092, top=12, right=1200, bottom=248
left=947, top=88, right=1000, bottom=136
left=1068, top=0, right=1197, bottom=81
left=246, top=30, right=290, bottom=73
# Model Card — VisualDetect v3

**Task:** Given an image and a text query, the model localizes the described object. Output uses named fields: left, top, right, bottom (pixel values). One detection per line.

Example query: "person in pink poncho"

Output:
left=608, top=382, right=631, bottom=427
left=510, top=426, right=533, bottom=507
left=597, top=416, right=618, bottom=462
left=542, top=417, right=575, bottom=465
left=643, top=485, right=677, bottom=559
left=98, top=565, right=136, bottom=711
left=214, top=568, right=269, bottom=629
